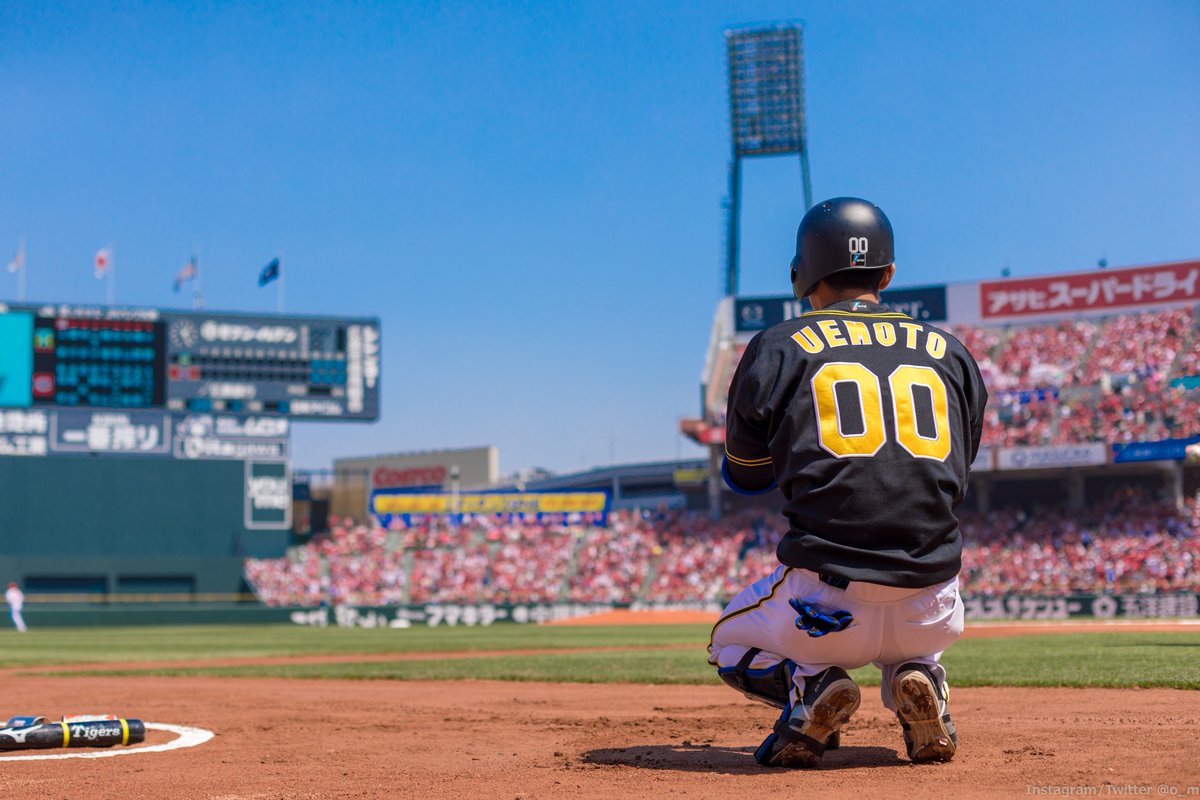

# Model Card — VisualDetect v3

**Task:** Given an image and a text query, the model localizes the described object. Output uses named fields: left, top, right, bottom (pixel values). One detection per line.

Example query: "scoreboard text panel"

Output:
left=0, top=304, right=379, bottom=421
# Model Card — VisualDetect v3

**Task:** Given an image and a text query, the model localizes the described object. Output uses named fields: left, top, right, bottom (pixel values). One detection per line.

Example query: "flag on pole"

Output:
left=94, top=248, right=112, bottom=279
left=6, top=242, right=23, bottom=273
left=173, top=257, right=198, bottom=292
left=257, top=257, right=281, bottom=287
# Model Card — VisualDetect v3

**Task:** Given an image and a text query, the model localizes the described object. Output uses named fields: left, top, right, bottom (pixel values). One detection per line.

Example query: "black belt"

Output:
left=819, top=573, right=851, bottom=590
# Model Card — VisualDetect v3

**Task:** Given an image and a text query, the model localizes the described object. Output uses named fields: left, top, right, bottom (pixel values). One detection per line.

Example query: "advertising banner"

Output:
left=288, top=602, right=627, bottom=629
left=173, top=414, right=290, bottom=461
left=734, top=285, right=949, bottom=333
left=49, top=409, right=170, bottom=455
left=245, top=460, right=291, bottom=529
left=673, top=467, right=708, bottom=486
left=733, top=296, right=806, bottom=333
left=370, top=465, right=449, bottom=489
left=971, top=445, right=996, bottom=473
left=962, top=593, right=1199, bottom=621
left=1112, top=435, right=1200, bottom=464
left=336, top=446, right=498, bottom=491
left=876, top=285, right=949, bottom=322
left=0, top=408, right=48, bottom=456
left=0, top=409, right=290, bottom=460
left=979, top=259, right=1200, bottom=319
left=995, top=443, right=1108, bottom=470
left=370, top=490, right=609, bottom=526
left=284, top=593, right=1200, bottom=629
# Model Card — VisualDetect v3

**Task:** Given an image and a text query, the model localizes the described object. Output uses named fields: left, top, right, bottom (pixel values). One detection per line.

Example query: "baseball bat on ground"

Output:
left=0, top=719, right=146, bottom=750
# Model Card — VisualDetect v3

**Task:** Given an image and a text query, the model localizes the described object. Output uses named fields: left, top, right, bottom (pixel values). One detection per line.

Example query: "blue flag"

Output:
left=258, top=257, right=281, bottom=287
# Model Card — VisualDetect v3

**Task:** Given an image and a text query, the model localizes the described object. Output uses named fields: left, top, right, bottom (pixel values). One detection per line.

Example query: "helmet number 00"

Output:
left=848, top=237, right=868, bottom=253
left=810, top=362, right=951, bottom=461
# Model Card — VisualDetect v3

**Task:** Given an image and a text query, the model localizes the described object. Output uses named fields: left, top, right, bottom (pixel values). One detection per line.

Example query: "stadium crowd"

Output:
left=246, top=489, right=1200, bottom=607
left=959, top=490, right=1200, bottom=594
left=956, top=307, right=1197, bottom=389
left=247, top=305, right=1200, bottom=608
left=1081, top=308, right=1193, bottom=384
left=991, top=319, right=1096, bottom=389
left=952, top=306, right=1200, bottom=447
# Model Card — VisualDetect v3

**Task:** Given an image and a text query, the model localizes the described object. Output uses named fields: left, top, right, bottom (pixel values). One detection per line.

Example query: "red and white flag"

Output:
left=94, top=248, right=112, bottom=279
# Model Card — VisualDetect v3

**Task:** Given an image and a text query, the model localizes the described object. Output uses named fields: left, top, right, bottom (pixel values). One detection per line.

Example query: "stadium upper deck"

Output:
left=682, top=259, right=1200, bottom=461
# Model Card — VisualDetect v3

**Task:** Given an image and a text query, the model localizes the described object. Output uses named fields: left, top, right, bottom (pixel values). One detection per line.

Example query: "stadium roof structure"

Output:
left=515, top=458, right=707, bottom=510
left=523, top=458, right=703, bottom=489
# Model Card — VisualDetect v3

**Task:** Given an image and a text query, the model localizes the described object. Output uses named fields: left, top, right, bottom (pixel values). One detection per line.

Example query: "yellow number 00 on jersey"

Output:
left=811, top=362, right=952, bottom=461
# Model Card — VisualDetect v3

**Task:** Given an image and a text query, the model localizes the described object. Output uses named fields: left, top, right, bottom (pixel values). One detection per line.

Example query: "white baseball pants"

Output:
left=708, top=565, right=963, bottom=711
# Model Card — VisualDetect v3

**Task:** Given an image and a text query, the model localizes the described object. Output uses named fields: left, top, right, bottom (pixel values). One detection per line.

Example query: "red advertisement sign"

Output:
left=979, top=260, right=1200, bottom=319
left=372, top=464, right=449, bottom=488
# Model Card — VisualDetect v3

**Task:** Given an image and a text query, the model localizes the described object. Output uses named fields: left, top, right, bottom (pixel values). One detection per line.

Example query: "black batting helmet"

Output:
left=789, top=197, right=895, bottom=299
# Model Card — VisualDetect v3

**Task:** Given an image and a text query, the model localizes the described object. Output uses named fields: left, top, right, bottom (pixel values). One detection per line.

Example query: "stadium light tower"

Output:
left=724, top=23, right=813, bottom=296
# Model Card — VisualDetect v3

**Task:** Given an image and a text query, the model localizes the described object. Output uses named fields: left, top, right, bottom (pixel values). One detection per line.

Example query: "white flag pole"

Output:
left=107, top=245, right=115, bottom=306
left=16, top=236, right=26, bottom=302
left=193, top=251, right=204, bottom=310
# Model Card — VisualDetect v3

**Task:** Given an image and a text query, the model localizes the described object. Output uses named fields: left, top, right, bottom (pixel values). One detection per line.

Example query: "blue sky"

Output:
left=2, top=1, right=1198, bottom=474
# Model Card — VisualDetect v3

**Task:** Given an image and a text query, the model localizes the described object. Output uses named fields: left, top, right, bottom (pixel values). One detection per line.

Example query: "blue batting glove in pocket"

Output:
left=789, top=597, right=854, bottom=638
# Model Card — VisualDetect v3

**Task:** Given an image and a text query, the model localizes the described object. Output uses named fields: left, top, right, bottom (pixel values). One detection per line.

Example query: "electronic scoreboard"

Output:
left=0, top=303, right=380, bottom=420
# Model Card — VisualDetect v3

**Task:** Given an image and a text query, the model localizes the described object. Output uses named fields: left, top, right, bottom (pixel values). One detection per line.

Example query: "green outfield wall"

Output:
left=0, top=455, right=288, bottom=595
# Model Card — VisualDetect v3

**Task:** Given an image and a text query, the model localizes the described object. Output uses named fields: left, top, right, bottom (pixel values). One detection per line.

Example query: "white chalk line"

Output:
left=0, top=722, right=214, bottom=761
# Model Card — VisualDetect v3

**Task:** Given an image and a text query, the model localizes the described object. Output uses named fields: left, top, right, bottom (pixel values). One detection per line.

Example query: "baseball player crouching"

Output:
left=709, top=198, right=988, bottom=768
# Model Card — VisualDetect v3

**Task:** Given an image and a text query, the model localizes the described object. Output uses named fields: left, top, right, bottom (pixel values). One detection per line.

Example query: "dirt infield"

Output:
left=4, top=674, right=1199, bottom=798
left=4, top=620, right=1198, bottom=798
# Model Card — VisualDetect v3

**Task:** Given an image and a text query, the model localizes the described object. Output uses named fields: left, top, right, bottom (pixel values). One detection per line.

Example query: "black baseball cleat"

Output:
left=892, top=663, right=957, bottom=763
left=754, top=666, right=860, bottom=768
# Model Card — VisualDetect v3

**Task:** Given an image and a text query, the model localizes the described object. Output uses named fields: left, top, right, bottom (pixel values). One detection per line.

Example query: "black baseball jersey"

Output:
left=724, top=298, right=988, bottom=588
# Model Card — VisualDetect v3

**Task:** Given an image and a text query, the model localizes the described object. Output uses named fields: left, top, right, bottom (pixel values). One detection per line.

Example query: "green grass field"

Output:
left=3, top=624, right=1198, bottom=689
